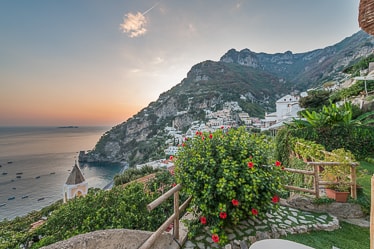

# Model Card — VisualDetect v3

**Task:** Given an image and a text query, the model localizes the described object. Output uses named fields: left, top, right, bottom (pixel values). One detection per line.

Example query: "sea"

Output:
left=0, top=126, right=124, bottom=221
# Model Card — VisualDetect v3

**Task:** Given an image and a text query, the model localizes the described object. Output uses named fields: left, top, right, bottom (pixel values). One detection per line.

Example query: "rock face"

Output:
left=220, top=31, right=374, bottom=88
left=40, top=229, right=178, bottom=249
left=82, top=31, right=374, bottom=166
left=284, top=194, right=365, bottom=219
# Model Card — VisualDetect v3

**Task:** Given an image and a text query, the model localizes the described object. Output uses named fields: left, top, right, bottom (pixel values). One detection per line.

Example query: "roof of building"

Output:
left=65, top=162, right=85, bottom=185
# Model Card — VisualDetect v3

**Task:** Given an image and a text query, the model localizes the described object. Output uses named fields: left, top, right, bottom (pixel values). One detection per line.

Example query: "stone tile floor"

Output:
left=182, top=205, right=339, bottom=249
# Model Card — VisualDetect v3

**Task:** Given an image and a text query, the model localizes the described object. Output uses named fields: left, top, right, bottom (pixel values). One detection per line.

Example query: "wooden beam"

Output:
left=314, top=164, right=320, bottom=198
left=173, top=191, right=180, bottom=240
left=371, top=175, right=374, bottom=249
left=306, top=161, right=359, bottom=167
left=283, top=168, right=314, bottom=175
left=147, top=184, right=182, bottom=211
left=351, top=165, right=357, bottom=199
left=284, top=185, right=316, bottom=195
left=139, top=196, right=191, bottom=249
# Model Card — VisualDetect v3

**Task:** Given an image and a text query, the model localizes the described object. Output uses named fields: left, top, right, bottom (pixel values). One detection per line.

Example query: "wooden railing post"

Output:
left=371, top=175, right=374, bottom=249
left=139, top=184, right=191, bottom=249
left=351, top=165, right=357, bottom=199
left=313, top=164, right=320, bottom=198
left=174, top=189, right=180, bottom=240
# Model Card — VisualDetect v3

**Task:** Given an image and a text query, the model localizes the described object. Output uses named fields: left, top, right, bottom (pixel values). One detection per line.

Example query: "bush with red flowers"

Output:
left=175, top=127, right=284, bottom=245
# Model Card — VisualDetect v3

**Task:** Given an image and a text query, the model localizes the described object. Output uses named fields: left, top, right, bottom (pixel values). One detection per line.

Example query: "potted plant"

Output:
left=321, top=148, right=354, bottom=203
left=324, top=183, right=350, bottom=203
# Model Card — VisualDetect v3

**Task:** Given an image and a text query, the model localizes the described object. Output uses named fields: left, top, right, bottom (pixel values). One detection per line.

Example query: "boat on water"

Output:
left=35, top=176, right=41, bottom=179
left=50, top=172, right=56, bottom=174
left=16, top=172, right=23, bottom=175
left=0, top=203, right=6, bottom=207
left=12, top=187, right=16, bottom=190
left=22, top=195, right=29, bottom=199
left=37, top=197, right=45, bottom=201
left=16, top=175, right=21, bottom=179
left=2, top=172, right=7, bottom=175
left=7, top=161, right=13, bottom=164
left=8, top=197, right=15, bottom=200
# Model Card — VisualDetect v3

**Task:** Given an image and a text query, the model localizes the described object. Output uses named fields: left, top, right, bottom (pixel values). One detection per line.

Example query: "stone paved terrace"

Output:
left=182, top=205, right=339, bottom=249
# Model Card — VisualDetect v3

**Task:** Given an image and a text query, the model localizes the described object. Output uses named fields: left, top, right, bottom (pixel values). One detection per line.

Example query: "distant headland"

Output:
left=57, top=126, right=79, bottom=128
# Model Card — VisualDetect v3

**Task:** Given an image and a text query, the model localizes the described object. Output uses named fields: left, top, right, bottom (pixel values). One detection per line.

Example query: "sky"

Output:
left=0, top=0, right=361, bottom=127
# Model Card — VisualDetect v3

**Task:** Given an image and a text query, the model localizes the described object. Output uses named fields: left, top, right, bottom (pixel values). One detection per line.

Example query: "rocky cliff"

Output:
left=81, top=31, right=374, bottom=166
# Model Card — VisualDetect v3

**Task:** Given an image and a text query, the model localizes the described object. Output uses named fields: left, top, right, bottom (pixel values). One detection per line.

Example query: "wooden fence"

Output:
left=138, top=184, right=191, bottom=249
left=283, top=161, right=358, bottom=199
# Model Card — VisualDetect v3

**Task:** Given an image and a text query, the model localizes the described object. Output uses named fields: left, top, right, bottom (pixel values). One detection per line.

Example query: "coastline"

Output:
left=103, top=162, right=128, bottom=190
left=0, top=126, right=115, bottom=221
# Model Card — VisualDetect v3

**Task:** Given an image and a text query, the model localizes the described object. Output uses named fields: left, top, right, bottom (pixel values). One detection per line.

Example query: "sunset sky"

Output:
left=0, top=0, right=361, bottom=127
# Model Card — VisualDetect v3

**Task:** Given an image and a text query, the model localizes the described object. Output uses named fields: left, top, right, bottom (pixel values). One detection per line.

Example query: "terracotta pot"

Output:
left=325, top=188, right=349, bottom=203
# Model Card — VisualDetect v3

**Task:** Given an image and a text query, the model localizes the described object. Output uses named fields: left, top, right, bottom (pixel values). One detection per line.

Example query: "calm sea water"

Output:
left=0, top=126, right=123, bottom=221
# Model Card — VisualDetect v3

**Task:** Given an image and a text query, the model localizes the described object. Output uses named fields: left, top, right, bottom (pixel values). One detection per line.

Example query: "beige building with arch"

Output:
left=63, top=162, right=88, bottom=203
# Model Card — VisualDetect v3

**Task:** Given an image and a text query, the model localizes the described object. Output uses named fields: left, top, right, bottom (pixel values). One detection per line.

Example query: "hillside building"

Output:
left=261, top=94, right=303, bottom=130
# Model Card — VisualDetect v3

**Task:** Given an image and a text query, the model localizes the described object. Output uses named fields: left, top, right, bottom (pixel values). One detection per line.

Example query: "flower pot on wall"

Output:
left=325, top=188, right=349, bottom=203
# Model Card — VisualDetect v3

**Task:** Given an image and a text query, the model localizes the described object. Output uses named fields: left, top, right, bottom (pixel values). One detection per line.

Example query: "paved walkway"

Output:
left=182, top=205, right=339, bottom=249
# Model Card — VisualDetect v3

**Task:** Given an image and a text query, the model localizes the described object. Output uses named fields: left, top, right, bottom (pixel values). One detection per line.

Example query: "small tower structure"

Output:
left=63, top=162, right=88, bottom=203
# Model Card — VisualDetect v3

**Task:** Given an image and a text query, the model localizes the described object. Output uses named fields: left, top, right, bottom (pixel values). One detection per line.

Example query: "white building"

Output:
left=261, top=94, right=303, bottom=130
left=164, top=146, right=179, bottom=156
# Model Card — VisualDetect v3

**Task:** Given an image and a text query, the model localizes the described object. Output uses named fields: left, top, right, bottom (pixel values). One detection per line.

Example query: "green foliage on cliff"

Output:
left=277, top=101, right=374, bottom=159
left=0, top=201, right=62, bottom=249
left=330, top=80, right=374, bottom=102
left=343, top=53, right=374, bottom=76
left=113, top=165, right=160, bottom=186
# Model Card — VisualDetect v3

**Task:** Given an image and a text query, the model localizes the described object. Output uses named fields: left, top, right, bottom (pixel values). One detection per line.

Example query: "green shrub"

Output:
left=114, top=165, right=160, bottom=186
left=30, top=171, right=176, bottom=248
left=175, top=127, right=284, bottom=245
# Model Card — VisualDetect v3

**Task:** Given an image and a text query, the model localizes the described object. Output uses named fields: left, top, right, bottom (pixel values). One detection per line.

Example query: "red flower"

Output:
left=281, top=166, right=285, bottom=170
left=272, top=195, right=280, bottom=203
left=182, top=143, right=185, bottom=147
left=212, top=234, right=220, bottom=243
left=248, top=161, right=254, bottom=168
left=169, top=155, right=173, bottom=160
left=275, top=161, right=281, bottom=167
left=195, top=131, right=199, bottom=135
left=219, top=212, right=227, bottom=219
left=200, top=216, right=207, bottom=225
left=209, top=133, right=213, bottom=139
left=251, top=208, right=258, bottom=216
left=202, top=136, right=205, bottom=140
left=221, top=126, right=224, bottom=129
left=232, top=199, right=239, bottom=206
left=172, top=183, right=177, bottom=187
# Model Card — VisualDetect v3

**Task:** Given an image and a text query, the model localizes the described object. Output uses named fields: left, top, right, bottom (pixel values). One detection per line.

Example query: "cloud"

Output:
left=120, top=12, right=147, bottom=38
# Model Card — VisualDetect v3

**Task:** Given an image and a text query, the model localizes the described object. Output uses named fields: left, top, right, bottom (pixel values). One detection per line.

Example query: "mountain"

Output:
left=81, top=31, right=374, bottom=166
